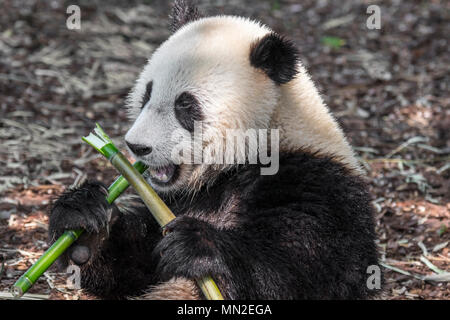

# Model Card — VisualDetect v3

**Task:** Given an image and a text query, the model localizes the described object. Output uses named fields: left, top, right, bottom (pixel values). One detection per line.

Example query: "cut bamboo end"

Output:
left=197, top=276, right=225, bottom=300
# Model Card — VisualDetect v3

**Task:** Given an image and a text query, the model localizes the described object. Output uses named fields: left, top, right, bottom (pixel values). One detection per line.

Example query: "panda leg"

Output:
left=78, top=198, right=164, bottom=299
left=135, top=277, right=201, bottom=300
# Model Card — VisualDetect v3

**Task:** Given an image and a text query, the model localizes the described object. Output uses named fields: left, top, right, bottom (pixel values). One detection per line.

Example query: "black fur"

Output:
left=250, top=33, right=299, bottom=85
left=49, top=151, right=382, bottom=299
left=49, top=181, right=112, bottom=239
left=169, top=0, right=203, bottom=33
left=155, top=216, right=229, bottom=281
left=141, top=81, right=153, bottom=109
left=174, top=91, right=203, bottom=132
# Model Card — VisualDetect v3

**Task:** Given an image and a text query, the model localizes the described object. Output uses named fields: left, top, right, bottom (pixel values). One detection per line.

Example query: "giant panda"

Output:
left=49, top=0, right=381, bottom=299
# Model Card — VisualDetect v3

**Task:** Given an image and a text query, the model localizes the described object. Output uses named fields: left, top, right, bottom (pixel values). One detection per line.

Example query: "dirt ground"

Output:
left=0, top=0, right=448, bottom=300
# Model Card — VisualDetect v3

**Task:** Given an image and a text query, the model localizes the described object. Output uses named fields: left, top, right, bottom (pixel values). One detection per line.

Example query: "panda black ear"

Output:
left=170, top=0, right=203, bottom=33
left=250, top=33, right=299, bottom=85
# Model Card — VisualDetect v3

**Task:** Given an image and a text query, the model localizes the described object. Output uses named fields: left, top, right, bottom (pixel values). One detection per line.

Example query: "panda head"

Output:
left=125, top=0, right=300, bottom=193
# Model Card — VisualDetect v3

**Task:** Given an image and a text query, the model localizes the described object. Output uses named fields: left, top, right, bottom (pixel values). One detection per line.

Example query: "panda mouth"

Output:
left=147, top=164, right=178, bottom=185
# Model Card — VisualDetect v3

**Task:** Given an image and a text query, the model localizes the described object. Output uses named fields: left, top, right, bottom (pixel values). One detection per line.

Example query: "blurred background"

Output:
left=0, top=0, right=448, bottom=299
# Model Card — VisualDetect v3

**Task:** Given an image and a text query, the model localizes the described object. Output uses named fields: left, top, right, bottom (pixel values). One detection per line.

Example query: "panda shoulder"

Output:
left=242, top=151, right=370, bottom=210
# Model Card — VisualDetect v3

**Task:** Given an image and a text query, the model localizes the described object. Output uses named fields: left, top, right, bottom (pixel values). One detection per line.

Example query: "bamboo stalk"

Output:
left=11, top=161, right=148, bottom=298
left=13, top=124, right=224, bottom=300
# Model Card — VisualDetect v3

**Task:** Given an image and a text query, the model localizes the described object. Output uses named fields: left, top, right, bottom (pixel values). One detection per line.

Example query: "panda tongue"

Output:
left=150, top=165, right=174, bottom=183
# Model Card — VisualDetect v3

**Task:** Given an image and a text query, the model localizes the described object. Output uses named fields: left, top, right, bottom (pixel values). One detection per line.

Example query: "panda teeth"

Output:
left=148, top=166, right=174, bottom=184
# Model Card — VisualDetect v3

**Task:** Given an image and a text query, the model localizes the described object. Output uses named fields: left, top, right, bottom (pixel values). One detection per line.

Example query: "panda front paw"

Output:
left=49, top=180, right=120, bottom=266
left=153, top=216, right=225, bottom=281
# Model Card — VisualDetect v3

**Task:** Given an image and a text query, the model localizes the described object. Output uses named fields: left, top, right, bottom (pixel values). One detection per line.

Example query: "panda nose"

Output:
left=126, top=141, right=153, bottom=156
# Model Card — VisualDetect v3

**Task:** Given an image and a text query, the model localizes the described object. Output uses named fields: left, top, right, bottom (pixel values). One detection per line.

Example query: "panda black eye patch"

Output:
left=174, top=91, right=203, bottom=132
left=141, top=81, right=153, bottom=109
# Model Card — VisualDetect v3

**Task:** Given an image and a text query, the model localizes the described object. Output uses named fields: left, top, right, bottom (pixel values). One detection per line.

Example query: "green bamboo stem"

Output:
left=83, top=124, right=224, bottom=300
left=109, top=152, right=176, bottom=226
left=11, top=229, right=83, bottom=298
left=11, top=161, right=148, bottom=298
left=196, top=275, right=224, bottom=301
